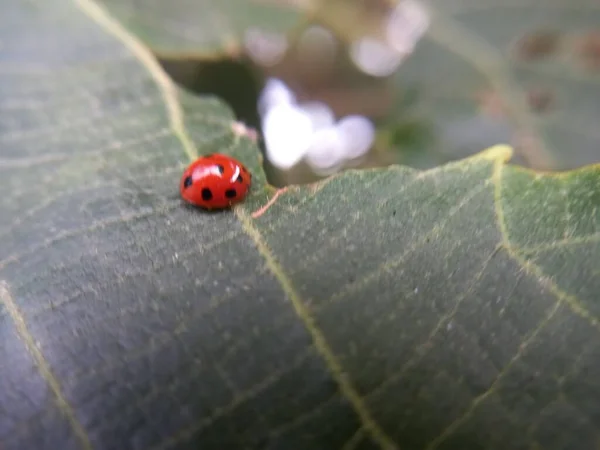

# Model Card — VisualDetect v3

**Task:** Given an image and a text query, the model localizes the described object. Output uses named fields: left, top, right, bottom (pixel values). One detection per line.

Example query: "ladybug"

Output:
left=180, top=153, right=251, bottom=210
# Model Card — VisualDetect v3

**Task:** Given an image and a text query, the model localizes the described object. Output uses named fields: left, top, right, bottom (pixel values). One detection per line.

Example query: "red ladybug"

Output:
left=180, top=154, right=251, bottom=210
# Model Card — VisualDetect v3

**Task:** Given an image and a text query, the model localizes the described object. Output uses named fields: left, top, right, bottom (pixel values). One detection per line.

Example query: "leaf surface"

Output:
left=1, top=1, right=599, bottom=450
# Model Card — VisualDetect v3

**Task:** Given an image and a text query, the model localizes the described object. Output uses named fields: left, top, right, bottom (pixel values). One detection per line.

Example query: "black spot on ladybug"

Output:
left=183, top=176, right=193, bottom=189
left=225, top=189, right=237, bottom=199
left=217, top=164, right=224, bottom=174
left=237, top=174, right=243, bottom=183
left=201, top=188, right=213, bottom=200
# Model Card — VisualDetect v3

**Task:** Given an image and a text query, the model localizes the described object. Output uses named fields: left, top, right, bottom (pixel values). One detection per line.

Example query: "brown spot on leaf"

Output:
left=527, top=87, right=554, bottom=114
left=577, top=30, right=600, bottom=71
left=514, top=29, right=561, bottom=61
left=476, top=90, right=508, bottom=118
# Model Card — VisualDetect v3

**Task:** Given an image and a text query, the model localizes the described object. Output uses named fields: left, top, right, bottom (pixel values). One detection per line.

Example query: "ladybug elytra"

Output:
left=180, top=153, right=251, bottom=210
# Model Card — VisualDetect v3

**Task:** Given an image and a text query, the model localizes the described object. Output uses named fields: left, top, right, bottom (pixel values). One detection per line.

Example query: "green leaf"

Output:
left=96, top=0, right=600, bottom=172
left=95, top=0, right=302, bottom=56
left=390, top=0, right=600, bottom=170
left=1, top=1, right=599, bottom=450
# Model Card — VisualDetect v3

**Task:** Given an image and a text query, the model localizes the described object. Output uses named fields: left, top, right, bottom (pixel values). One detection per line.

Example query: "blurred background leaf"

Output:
left=98, top=0, right=600, bottom=183
left=95, top=0, right=303, bottom=57
left=394, top=0, right=600, bottom=170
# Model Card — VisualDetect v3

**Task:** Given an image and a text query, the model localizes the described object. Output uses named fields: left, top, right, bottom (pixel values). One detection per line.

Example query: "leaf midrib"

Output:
left=74, top=0, right=400, bottom=448
left=41, top=1, right=600, bottom=450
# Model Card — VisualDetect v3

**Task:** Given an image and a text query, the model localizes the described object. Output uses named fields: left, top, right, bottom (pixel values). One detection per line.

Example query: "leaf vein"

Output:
left=364, top=243, right=503, bottom=400
left=149, top=349, right=313, bottom=450
left=66, top=266, right=269, bottom=384
left=0, top=202, right=181, bottom=272
left=27, top=228, right=242, bottom=318
left=425, top=297, right=563, bottom=450
left=341, top=428, right=366, bottom=450
left=493, top=160, right=600, bottom=330
left=517, top=231, right=600, bottom=254
left=0, top=281, right=92, bottom=450
left=0, top=129, right=171, bottom=170
left=264, top=170, right=425, bottom=263
left=0, top=103, right=163, bottom=143
left=267, top=392, right=340, bottom=438
left=260, top=169, right=411, bottom=231
left=235, top=207, right=399, bottom=449
left=0, top=166, right=183, bottom=263
left=318, top=179, right=491, bottom=312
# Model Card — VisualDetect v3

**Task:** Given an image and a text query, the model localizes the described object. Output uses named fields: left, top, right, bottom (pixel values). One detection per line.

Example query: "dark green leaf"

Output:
left=1, top=1, right=599, bottom=450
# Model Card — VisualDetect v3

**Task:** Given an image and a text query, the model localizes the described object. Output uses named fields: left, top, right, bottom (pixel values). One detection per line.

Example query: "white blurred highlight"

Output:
left=259, top=78, right=376, bottom=175
left=337, top=115, right=376, bottom=160
left=305, top=127, right=346, bottom=175
left=350, top=37, right=404, bottom=77
left=258, top=78, right=296, bottom=117
left=262, top=103, right=313, bottom=170
left=244, top=28, right=288, bottom=67
left=385, top=0, right=430, bottom=54
left=298, top=101, right=336, bottom=131
left=349, top=0, right=430, bottom=77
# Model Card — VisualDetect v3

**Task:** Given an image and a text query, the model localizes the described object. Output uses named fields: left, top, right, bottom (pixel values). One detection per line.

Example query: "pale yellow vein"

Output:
left=364, top=243, right=503, bottom=401
left=235, top=207, right=399, bottom=450
left=557, top=345, right=593, bottom=386
left=412, top=157, right=600, bottom=449
left=0, top=281, right=92, bottom=450
left=73, top=0, right=401, bottom=447
left=493, top=159, right=600, bottom=330
left=255, top=145, right=511, bottom=231
left=66, top=267, right=267, bottom=385
left=0, top=106, right=160, bottom=143
left=0, top=154, right=180, bottom=209
left=26, top=228, right=242, bottom=318
left=0, top=129, right=170, bottom=171
left=261, top=169, right=393, bottom=225
left=268, top=392, right=340, bottom=438
left=149, top=349, right=313, bottom=450
left=425, top=299, right=563, bottom=450
left=320, top=179, right=492, bottom=311
left=404, top=153, right=600, bottom=448
left=213, top=361, right=239, bottom=394
left=518, top=232, right=600, bottom=254
left=342, top=428, right=367, bottom=450
left=216, top=307, right=299, bottom=367
left=0, top=202, right=181, bottom=270
left=272, top=171, right=424, bottom=272
left=71, top=0, right=197, bottom=163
